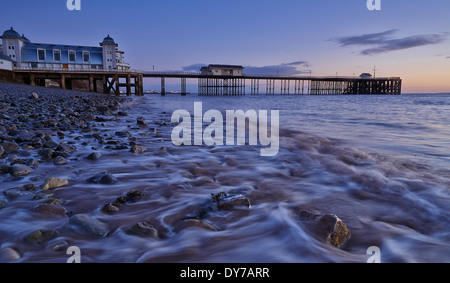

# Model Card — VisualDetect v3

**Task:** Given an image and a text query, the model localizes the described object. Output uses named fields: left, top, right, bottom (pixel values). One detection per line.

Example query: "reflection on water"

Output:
left=1, top=93, right=450, bottom=263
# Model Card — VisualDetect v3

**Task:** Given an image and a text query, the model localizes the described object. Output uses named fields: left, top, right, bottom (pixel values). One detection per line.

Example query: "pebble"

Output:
left=128, top=221, right=159, bottom=238
left=0, top=196, right=8, bottom=209
left=87, top=152, right=102, bottom=160
left=1, top=141, right=19, bottom=153
left=25, top=158, right=39, bottom=168
left=296, top=210, right=351, bottom=248
left=43, top=177, right=69, bottom=190
left=212, top=192, right=251, bottom=209
left=69, top=214, right=110, bottom=238
left=0, top=247, right=21, bottom=263
left=27, top=229, right=59, bottom=244
left=137, top=117, right=147, bottom=126
left=33, top=204, right=67, bottom=216
left=30, top=92, right=39, bottom=99
left=89, top=173, right=118, bottom=185
left=53, top=156, right=68, bottom=165
left=10, top=164, right=33, bottom=177
left=131, top=145, right=148, bottom=154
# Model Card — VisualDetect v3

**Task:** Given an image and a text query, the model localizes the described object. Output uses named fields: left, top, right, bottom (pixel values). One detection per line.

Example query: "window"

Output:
left=68, top=50, right=76, bottom=62
left=53, top=50, right=61, bottom=62
left=83, top=51, right=90, bottom=63
left=9, top=45, right=14, bottom=50
left=37, top=49, right=46, bottom=61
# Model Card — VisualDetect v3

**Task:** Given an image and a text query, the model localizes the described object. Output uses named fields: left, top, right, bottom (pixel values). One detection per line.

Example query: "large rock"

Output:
left=88, top=172, right=118, bottom=184
left=1, top=141, right=19, bottom=153
left=53, top=156, right=68, bottom=165
left=0, top=247, right=21, bottom=263
left=131, top=145, right=148, bottom=154
left=10, top=164, right=33, bottom=177
left=69, top=214, right=110, bottom=238
left=27, top=229, right=59, bottom=244
left=43, top=177, right=69, bottom=190
left=33, top=204, right=67, bottom=216
left=127, top=221, right=159, bottom=238
left=297, top=210, right=351, bottom=248
left=212, top=192, right=251, bottom=209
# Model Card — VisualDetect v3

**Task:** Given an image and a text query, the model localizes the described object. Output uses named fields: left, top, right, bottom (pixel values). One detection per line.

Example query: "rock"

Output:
left=10, top=164, right=33, bottom=177
left=88, top=173, right=118, bottom=185
left=33, top=204, right=67, bottom=216
left=0, top=247, right=21, bottom=263
left=0, top=165, right=12, bottom=174
left=297, top=210, right=351, bottom=248
left=3, top=187, right=28, bottom=200
left=0, top=145, right=4, bottom=157
left=212, top=192, right=251, bottom=209
left=128, top=221, right=158, bottom=238
left=23, top=184, right=36, bottom=191
left=137, top=117, right=147, bottom=126
left=43, top=140, right=58, bottom=148
left=115, top=131, right=131, bottom=138
left=131, top=145, right=147, bottom=154
left=39, top=148, right=54, bottom=159
left=102, top=203, right=120, bottom=214
left=0, top=196, right=8, bottom=209
left=69, top=214, right=110, bottom=238
left=30, top=92, right=39, bottom=99
left=27, top=229, right=59, bottom=244
left=175, top=219, right=219, bottom=232
left=1, top=141, right=19, bottom=153
left=87, top=152, right=102, bottom=160
left=43, top=177, right=69, bottom=190
left=25, top=158, right=39, bottom=168
left=52, top=240, right=69, bottom=252
left=53, top=156, right=68, bottom=165
left=56, top=143, right=76, bottom=153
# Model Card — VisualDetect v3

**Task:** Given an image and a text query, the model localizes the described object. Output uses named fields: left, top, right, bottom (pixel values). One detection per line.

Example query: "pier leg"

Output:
left=61, top=74, right=66, bottom=90
left=181, top=77, right=187, bottom=95
left=161, top=77, right=166, bottom=96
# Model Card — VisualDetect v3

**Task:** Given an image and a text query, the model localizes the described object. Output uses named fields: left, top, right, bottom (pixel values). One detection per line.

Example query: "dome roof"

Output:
left=1, top=27, right=21, bottom=39
left=102, top=34, right=116, bottom=45
left=21, top=34, right=31, bottom=43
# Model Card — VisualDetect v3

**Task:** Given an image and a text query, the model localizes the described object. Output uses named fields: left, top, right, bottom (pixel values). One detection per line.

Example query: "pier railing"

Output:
left=13, top=67, right=142, bottom=73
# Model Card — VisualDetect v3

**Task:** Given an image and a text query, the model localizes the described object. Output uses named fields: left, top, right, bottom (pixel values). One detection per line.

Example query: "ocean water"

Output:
left=1, top=92, right=450, bottom=263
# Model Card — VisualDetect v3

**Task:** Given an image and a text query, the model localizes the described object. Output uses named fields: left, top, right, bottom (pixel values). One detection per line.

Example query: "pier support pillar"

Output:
left=161, top=77, right=166, bottom=95
left=60, top=74, right=66, bottom=90
left=181, top=77, right=187, bottom=95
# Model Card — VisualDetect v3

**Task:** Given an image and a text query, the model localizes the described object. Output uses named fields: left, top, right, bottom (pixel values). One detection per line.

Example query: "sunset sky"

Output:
left=2, top=0, right=450, bottom=93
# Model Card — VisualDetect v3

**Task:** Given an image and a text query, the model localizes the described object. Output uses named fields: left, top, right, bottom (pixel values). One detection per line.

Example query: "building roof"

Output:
left=1, top=27, right=21, bottom=39
left=209, top=64, right=244, bottom=69
left=360, top=73, right=373, bottom=77
left=0, top=53, right=15, bottom=62
left=21, top=34, right=31, bottom=43
left=101, top=35, right=117, bottom=46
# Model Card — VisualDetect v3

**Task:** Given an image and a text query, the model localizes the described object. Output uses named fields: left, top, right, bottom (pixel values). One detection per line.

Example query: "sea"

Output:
left=2, top=92, right=450, bottom=263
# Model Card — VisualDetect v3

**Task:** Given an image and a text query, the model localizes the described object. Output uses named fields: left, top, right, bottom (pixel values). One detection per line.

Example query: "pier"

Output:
left=7, top=69, right=402, bottom=96
left=143, top=72, right=402, bottom=96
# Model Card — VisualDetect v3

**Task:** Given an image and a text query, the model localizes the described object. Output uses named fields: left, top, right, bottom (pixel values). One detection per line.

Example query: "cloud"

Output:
left=177, top=61, right=311, bottom=76
left=332, top=30, right=446, bottom=55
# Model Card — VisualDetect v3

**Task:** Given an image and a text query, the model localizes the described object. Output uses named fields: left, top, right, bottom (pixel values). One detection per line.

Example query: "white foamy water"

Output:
left=1, top=93, right=450, bottom=263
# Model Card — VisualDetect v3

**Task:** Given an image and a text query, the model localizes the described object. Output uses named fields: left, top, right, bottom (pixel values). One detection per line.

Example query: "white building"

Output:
left=1, top=27, right=131, bottom=71
left=0, top=53, right=14, bottom=71
left=201, top=64, right=244, bottom=76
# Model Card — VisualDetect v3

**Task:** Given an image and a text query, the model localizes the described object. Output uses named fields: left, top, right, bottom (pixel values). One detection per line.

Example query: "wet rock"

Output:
left=88, top=172, right=118, bottom=185
left=0, top=196, right=8, bottom=209
left=43, top=198, right=63, bottom=206
left=137, top=117, right=147, bottom=126
left=3, top=187, right=28, bottom=200
left=102, top=203, right=120, bottom=214
left=53, top=156, right=68, bottom=165
left=33, top=204, right=67, bottom=216
left=43, top=177, right=69, bottom=190
left=43, top=140, right=58, bottom=148
left=128, top=221, right=158, bottom=238
left=30, top=92, right=39, bottom=99
left=115, top=131, right=131, bottom=138
left=69, top=214, right=110, bottom=238
left=52, top=240, right=69, bottom=252
left=0, top=146, right=4, bottom=157
left=39, top=148, right=54, bottom=159
left=1, top=141, right=19, bottom=153
left=131, top=145, right=148, bottom=154
left=0, top=247, right=21, bottom=263
left=297, top=210, right=351, bottom=248
left=25, top=158, right=39, bottom=168
left=175, top=219, right=219, bottom=232
left=0, top=165, right=12, bottom=174
left=56, top=143, right=76, bottom=153
left=10, top=164, right=33, bottom=177
left=212, top=192, right=251, bottom=210
left=23, top=184, right=36, bottom=191
left=87, top=152, right=102, bottom=160
left=31, top=137, right=44, bottom=147
left=27, top=229, right=59, bottom=244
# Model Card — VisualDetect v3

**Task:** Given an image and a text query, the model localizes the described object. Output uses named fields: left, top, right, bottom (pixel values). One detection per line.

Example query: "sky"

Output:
left=1, top=0, right=450, bottom=93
